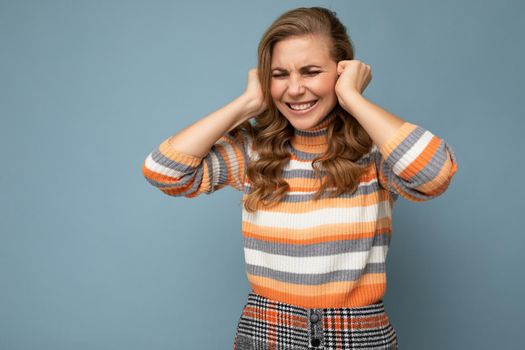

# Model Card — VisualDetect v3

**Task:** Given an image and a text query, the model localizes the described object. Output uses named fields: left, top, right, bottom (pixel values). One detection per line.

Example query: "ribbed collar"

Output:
left=290, top=109, right=337, bottom=153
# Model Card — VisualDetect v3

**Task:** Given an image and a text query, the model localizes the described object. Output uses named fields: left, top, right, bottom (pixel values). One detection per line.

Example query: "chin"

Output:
left=285, top=111, right=328, bottom=131
left=288, top=119, right=318, bottom=131
left=276, top=105, right=319, bottom=129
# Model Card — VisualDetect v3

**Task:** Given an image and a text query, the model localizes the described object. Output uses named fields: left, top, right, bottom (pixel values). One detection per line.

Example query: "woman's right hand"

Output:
left=242, top=68, right=268, bottom=117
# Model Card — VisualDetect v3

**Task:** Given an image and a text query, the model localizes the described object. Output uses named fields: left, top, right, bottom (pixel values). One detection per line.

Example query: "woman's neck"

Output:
left=290, top=109, right=337, bottom=153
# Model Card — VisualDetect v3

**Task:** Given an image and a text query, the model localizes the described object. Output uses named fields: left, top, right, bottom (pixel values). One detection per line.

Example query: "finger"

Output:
left=337, top=61, right=345, bottom=74
left=364, top=74, right=371, bottom=90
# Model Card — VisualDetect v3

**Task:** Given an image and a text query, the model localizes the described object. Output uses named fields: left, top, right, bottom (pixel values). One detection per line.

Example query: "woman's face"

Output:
left=270, top=34, right=339, bottom=131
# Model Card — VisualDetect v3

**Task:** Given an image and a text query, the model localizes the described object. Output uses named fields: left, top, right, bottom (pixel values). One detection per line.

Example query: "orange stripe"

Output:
left=379, top=122, right=417, bottom=158
left=290, top=144, right=328, bottom=154
left=418, top=147, right=458, bottom=194
left=247, top=273, right=386, bottom=308
left=243, top=219, right=392, bottom=244
left=142, top=164, right=199, bottom=196
left=141, top=164, right=180, bottom=183
left=284, top=164, right=375, bottom=190
left=240, top=184, right=389, bottom=214
left=400, top=135, right=441, bottom=179
left=391, top=150, right=456, bottom=200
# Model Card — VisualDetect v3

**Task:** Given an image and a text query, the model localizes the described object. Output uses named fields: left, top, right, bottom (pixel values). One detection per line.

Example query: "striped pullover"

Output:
left=141, top=112, right=459, bottom=308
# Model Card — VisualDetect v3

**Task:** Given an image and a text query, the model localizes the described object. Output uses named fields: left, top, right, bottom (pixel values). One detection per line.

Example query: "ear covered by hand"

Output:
left=335, top=60, right=372, bottom=107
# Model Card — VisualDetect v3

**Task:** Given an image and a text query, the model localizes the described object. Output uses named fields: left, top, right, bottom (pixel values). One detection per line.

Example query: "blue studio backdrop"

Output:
left=1, top=0, right=523, bottom=349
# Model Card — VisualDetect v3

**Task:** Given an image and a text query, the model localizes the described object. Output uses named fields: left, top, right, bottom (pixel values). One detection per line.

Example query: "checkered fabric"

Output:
left=234, top=290, right=398, bottom=350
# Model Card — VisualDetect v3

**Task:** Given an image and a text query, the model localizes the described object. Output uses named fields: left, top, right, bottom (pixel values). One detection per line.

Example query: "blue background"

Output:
left=1, top=0, right=523, bottom=349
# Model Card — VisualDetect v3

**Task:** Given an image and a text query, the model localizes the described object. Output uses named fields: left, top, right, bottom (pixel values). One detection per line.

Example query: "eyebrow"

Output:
left=271, top=65, right=322, bottom=72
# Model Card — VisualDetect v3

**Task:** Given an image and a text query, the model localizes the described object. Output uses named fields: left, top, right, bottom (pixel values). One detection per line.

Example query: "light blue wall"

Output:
left=1, top=0, right=523, bottom=349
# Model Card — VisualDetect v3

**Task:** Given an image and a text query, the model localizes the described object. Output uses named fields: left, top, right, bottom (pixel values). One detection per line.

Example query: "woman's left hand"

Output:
left=335, top=60, right=372, bottom=110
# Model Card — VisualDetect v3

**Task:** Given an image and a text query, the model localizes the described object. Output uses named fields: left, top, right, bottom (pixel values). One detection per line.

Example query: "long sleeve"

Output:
left=374, top=121, right=459, bottom=202
left=141, top=128, right=252, bottom=198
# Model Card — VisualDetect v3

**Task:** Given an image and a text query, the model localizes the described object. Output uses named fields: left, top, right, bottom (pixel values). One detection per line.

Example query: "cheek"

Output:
left=270, top=82, right=282, bottom=101
left=316, top=77, right=337, bottom=95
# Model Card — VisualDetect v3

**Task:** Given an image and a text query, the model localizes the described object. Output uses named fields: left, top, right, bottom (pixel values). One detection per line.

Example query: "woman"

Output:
left=142, top=6, right=458, bottom=350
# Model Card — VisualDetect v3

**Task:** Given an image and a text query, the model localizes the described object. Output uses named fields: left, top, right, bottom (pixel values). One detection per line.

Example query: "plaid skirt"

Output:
left=233, top=290, right=398, bottom=350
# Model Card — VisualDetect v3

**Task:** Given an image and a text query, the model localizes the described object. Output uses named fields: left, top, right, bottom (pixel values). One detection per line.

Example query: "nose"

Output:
left=287, top=73, right=305, bottom=96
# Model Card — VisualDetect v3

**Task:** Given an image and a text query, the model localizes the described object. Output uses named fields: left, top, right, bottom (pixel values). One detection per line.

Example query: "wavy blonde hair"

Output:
left=236, top=6, right=373, bottom=213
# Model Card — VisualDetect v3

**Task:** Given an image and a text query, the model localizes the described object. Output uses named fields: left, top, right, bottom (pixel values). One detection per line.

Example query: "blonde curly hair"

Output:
left=236, top=7, right=373, bottom=213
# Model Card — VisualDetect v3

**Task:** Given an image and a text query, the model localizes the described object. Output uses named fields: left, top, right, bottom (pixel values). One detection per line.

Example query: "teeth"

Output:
left=288, top=101, right=316, bottom=110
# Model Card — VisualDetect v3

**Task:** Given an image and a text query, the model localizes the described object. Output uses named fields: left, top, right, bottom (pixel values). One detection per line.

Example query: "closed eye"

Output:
left=272, top=71, right=321, bottom=78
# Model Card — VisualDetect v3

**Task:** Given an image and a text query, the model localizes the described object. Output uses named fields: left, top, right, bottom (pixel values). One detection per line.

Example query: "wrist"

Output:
left=338, top=90, right=364, bottom=113
left=234, top=94, right=258, bottom=122
left=239, top=93, right=263, bottom=116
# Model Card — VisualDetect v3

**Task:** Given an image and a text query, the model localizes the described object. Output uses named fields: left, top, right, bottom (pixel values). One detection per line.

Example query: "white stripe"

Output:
left=244, top=245, right=388, bottom=274
left=285, top=158, right=315, bottom=170
left=284, top=155, right=373, bottom=171
left=209, top=151, right=220, bottom=187
left=242, top=201, right=392, bottom=229
left=144, top=153, right=188, bottom=178
left=246, top=140, right=259, bottom=161
left=392, top=130, right=434, bottom=174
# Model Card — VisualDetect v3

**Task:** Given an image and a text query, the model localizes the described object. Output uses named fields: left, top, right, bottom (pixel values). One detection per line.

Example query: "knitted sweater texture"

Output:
left=142, top=113, right=458, bottom=308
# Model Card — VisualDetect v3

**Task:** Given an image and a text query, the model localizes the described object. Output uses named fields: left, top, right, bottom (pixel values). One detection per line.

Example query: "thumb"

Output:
left=337, top=60, right=348, bottom=75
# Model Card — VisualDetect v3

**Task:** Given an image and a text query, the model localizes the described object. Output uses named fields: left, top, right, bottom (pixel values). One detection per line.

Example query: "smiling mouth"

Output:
left=285, top=100, right=319, bottom=111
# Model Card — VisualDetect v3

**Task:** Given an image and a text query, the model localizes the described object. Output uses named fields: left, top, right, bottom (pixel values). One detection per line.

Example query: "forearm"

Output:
left=168, top=94, right=255, bottom=159
left=340, top=91, right=406, bottom=149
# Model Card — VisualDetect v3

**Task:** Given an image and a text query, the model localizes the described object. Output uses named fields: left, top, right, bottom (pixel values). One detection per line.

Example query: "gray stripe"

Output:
left=282, top=168, right=327, bottom=178
left=282, top=152, right=373, bottom=177
left=204, top=156, right=216, bottom=192
left=243, top=178, right=383, bottom=202
left=384, top=125, right=426, bottom=165
left=294, top=128, right=328, bottom=137
left=288, top=145, right=375, bottom=163
left=243, top=233, right=390, bottom=257
left=245, top=261, right=386, bottom=285
left=179, top=166, right=206, bottom=195
left=147, top=150, right=204, bottom=192
left=151, top=148, right=197, bottom=173
left=377, top=125, right=456, bottom=200
left=410, top=140, right=452, bottom=186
